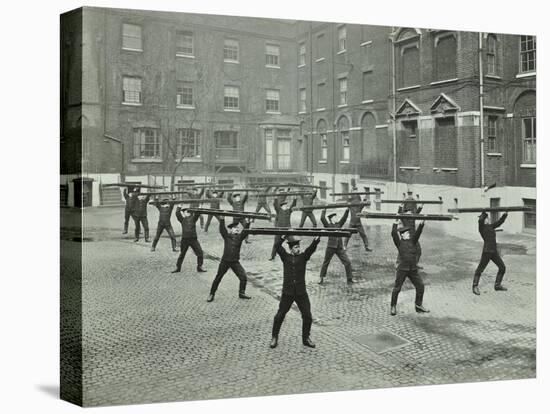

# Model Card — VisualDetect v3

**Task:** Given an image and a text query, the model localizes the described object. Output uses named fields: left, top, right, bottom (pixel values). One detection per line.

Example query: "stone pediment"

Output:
left=395, top=99, right=422, bottom=118
left=430, top=93, right=460, bottom=114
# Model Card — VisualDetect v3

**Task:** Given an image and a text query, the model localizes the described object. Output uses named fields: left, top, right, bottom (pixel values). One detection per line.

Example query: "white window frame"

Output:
left=339, top=78, right=348, bottom=106
left=321, top=133, right=328, bottom=160
left=223, top=39, right=240, bottom=63
left=299, top=42, right=306, bottom=66
left=133, top=128, right=161, bottom=159
left=522, top=116, right=536, bottom=164
left=317, top=82, right=325, bottom=110
left=265, top=44, right=280, bottom=68
left=341, top=130, right=350, bottom=161
left=176, top=128, right=201, bottom=159
left=265, top=89, right=280, bottom=113
left=224, top=86, right=240, bottom=111
left=299, top=88, right=307, bottom=113
left=265, top=129, right=274, bottom=170
left=487, top=116, right=498, bottom=152
left=486, top=35, right=497, bottom=76
left=338, top=25, right=347, bottom=53
left=520, top=35, right=536, bottom=73
left=176, top=81, right=194, bottom=108
left=122, top=76, right=142, bottom=105
left=122, top=23, right=142, bottom=52
left=176, top=30, right=194, bottom=57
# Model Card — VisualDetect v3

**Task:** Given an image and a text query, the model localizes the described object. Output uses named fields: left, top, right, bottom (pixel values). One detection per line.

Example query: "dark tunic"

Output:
left=301, top=190, right=317, bottom=207
left=321, top=209, right=349, bottom=249
left=153, top=203, right=174, bottom=223
left=391, top=222, right=424, bottom=271
left=479, top=213, right=507, bottom=253
left=275, top=238, right=320, bottom=295
left=176, top=208, right=200, bottom=239
left=133, top=195, right=151, bottom=218
left=219, top=218, right=246, bottom=262
left=274, top=198, right=297, bottom=227
left=348, top=195, right=365, bottom=226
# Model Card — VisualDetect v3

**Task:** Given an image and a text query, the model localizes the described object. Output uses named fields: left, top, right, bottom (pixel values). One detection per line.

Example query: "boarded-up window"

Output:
left=401, top=46, right=420, bottom=87
left=434, top=117, right=457, bottom=167
left=435, top=35, right=457, bottom=81
left=399, top=120, right=419, bottom=167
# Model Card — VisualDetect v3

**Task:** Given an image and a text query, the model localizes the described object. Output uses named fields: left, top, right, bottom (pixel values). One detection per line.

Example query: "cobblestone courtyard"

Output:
left=61, top=205, right=536, bottom=407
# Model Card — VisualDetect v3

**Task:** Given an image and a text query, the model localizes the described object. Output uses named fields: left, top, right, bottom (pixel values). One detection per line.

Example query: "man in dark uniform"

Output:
left=132, top=192, right=151, bottom=242
left=298, top=190, right=317, bottom=227
left=472, top=210, right=508, bottom=295
left=171, top=206, right=207, bottom=273
left=227, top=191, right=251, bottom=243
left=122, top=186, right=139, bottom=235
left=204, top=189, right=224, bottom=232
left=344, top=188, right=372, bottom=252
left=269, top=197, right=298, bottom=260
left=319, top=208, right=355, bottom=284
left=151, top=197, right=177, bottom=252
left=254, top=185, right=272, bottom=219
left=270, top=235, right=321, bottom=349
left=398, top=191, right=423, bottom=265
left=187, top=187, right=205, bottom=229
left=390, top=219, right=429, bottom=315
left=207, top=217, right=252, bottom=302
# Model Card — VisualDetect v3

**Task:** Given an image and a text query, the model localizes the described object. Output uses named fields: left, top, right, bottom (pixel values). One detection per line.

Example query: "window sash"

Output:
left=266, top=44, right=280, bottom=66
left=339, top=78, right=348, bottom=105
left=341, top=131, right=350, bottom=160
left=523, top=117, right=536, bottom=163
left=338, top=26, right=347, bottom=51
left=265, top=129, right=274, bottom=170
left=266, top=90, right=280, bottom=112
left=224, top=86, right=239, bottom=109
left=299, top=43, right=306, bottom=66
left=177, top=129, right=200, bottom=158
left=299, top=89, right=307, bottom=112
left=133, top=128, right=160, bottom=158
left=122, top=24, right=142, bottom=50
left=317, top=83, right=325, bottom=108
left=176, top=31, right=194, bottom=55
left=176, top=83, right=193, bottom=107
left=123, top=77, right=142, bottom=103
left=224, top=39, right=239, bottom=62
left=215, top=131, right=238, bottom=148
left=321, top=133, right=328, bottom=160
left=520, top=36, right=536, bottom=72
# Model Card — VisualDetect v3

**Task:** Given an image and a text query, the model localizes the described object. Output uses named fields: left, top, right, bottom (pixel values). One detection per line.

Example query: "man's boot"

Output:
left=171, top=268, right=181, bottom=274
left=239, top=292, right=252, bottom=300
left=197, top=266, right=207, bottom=272
left=415, top=304, right=430, bottom=313
left=390, top=305, right=397, bottom=316
left=318, top=277, right=324, bottom=285
left=270, top=336, right=278, bottom=349
left=473, top=274, right=481, bottom=295
left=303, top=337, right=316, bottom=348
left=494, top=274, right=507, bottom=291
left=150, top=246, right=156, bottom=252
left=206, top=294, right=215, bottom=302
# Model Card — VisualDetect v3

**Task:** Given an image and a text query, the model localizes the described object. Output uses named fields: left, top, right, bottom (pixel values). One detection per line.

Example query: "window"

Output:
left=523, top=116, right=536, bottom=163
left=321, top=133, right=328, bottom=160
left=316, top=33, right=325, bottom=59
left=317, top=82, right=325, bottom=109
left=362, top=42, right=372, bottom=66
left=214, top=131, right=239, bottom=160
left=434, top=34, right=457, bottom=81
left=266, top=89, right=280, bottom=113
left=399, top=120, right=419, bottom=167
left=133, top=128, right=160, bottom=159
left=339, top=78, right=348, bottom=105
left=374, top=188, right=381, bottom=211
left=277, top=129, right=291, bottom=170
left=338, top=26, right=347, bottom=52
left=523, top=198, right=536, bottom=230
left=176, top=31, right=194, bottom=56
left=299, top=88, right=307, bottom=113
left=434, top=117, right=457, bottom=167
left=215, top=131, right=238, bottom=148
left=122, top=24, right=142, bottom=51
left=299, top=42, right=306, bottom=66
left=319, top=181, right=327, bottom=199
left=487, top=116, right=498, bottom=151
left=266, top=44, right=280, bottom=67
left=265, top=129, right=274, bottom=170
left=490, top=198, right=500, bottom=225
left=176, top=129, right=200, bottom=158
left=176, top=82, right=193, bottom=108
left=520, top=35, right=536, bottom=72
left=362, top=71, right=372, bottom=101
left=400, top=45, right=420, bottom=87
left=342, top=131, right=350, bottom=161
left=224, top=86, right=239, bottom=110
left=486, top=35, right=497, bottom=75
left=223, top=39, right=239, bottom=63
left=122, top=76, right=142, bottom=104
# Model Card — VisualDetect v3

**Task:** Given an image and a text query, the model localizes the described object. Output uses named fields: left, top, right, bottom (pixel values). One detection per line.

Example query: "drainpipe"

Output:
left=331, top=24, right=337, bottom=202
left=479, top=32, right=485, bottom=189
left=391, top=33, right=398, bottom=188
left=309, top=22, right=314, bottom=180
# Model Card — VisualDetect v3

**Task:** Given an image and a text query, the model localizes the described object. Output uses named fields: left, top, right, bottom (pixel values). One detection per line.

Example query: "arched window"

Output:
left=338, top=116, right=350, bottom=161
left=513, top=91, right=536, bottom=164
left=395, top=29, right=420, bottom=88
left=434, top=33, right=457, bottom=81
left=317, top=119, right=328, bottom=161
left=486, top=34, right=498, bottom=76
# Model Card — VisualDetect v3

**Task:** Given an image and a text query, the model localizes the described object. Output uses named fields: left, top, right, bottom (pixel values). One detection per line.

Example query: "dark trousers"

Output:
left=270, top=235, right=283, bottom=259
left=152, top=222, right=176, bottom=249
left=255, top=203, right=272, bottom=216
left=209, top=260, right=247, bottom=295
left=204, top=214, right=215, bottom=232
left=132, top=216, right=149, bottom=240
left=272, top=293, right=312, bottom=340
left=176, top=238, right=204, bottom=270
left=320, top=247, right=353, bottom=280
left=124, top=209, right=131, bottom=232
left=391, top=268, right=425, bottom=307
left=345, top=223, right=369, bottom=249
left=473, top=251, right=506, bottom=287
left=299, top=211, right=317, bottom=227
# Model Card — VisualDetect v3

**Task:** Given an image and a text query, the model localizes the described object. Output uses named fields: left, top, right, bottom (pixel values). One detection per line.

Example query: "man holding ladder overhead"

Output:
left=319, top=208, right=355, bottom=284
left=344, top=188, right=372, bottom=252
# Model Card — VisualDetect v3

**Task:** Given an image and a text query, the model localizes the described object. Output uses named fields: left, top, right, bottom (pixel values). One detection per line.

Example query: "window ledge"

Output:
left=298, top=111, right=307, bottom=115
left=399, top=166, right=420, bottom=170
left=397, top=84, right=421, bottom=92
left=122, top=47, right=143, bottom=53
left=441, top=167, right=458, bottom=172
left=340, top=160, right=350, bottom=164
left=316, top=108, right=326, bottom=112
left=265, top=65, right=280, bottom=69
left=486, top=152, right=503, bottom=157
left=318, top=160, right=328, bottom=164
left=224, top=60, right=240, bottom=64
left=298, top=64, right=306, bottom=68
left=176, top=105, right=195, bottom=110
left=430, top=78, right=458, bottom=86
left=315, top=57, right=326, bottom=63
left=485, top=74, right=501, bottom=80
left=176, top=53, right=195, bottom=59
left=337, top=49, right=347, bottom=55
left=175, top=158, right=202, bottom=163
left=122, top=102, right=142, bottom=107
left=266, top=111, right=282, bottom=115
left=224, top=108, right=241, bottom=112
left=337, top=104, right=348, bottom=108
left=131, top=158, right=163, bottom=163
left=362, top=99, right=374, bottom=104
left=516, top=71, right=536, bottom=79
left=520, top=163, right=536, bottom=169
left=360, top=40, right=372, bottom=46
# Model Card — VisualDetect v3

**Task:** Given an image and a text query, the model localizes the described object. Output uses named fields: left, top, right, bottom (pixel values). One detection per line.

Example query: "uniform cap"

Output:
left=227, top=222, right=240, bottom=228
left=328, top=213, right=337, bottom=219
left=286, top=235, right=301, bottom=247
left=398, top=226, right=411, bottom=234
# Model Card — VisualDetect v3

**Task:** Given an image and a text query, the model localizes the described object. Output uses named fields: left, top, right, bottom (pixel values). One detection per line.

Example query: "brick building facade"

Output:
left=61, top=7, right=535, bottom=234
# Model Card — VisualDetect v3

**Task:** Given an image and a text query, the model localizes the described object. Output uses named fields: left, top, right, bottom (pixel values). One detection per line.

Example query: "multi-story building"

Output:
left=61, top=7, right=535, bottom=234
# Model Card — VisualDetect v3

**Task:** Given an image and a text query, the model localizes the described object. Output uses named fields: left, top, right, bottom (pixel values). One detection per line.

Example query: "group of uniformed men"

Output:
left=122, top=184, right=509, bottom=349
